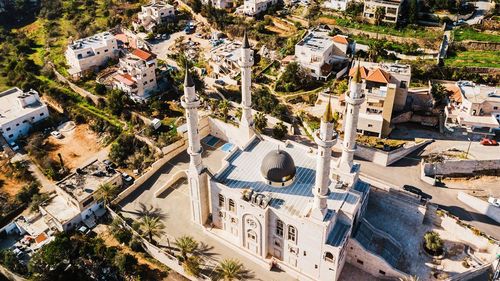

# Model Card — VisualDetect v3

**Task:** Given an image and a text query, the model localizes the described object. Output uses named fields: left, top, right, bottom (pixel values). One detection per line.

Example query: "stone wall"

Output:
left=347, top=239, right=407, bottom=280
left=423, top=159, right=500, bottom=177
left=355, top=140, right=432, bottom=167
left=457, top=192, right=500, bottom=224
left=456, top=41, right=500, bottom=51
left=369, top=187, right=426, bottom=224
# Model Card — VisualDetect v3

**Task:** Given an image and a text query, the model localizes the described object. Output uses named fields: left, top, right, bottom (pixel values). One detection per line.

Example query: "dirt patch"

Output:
left=444, top=176, right=500, bottom=198
left=0, top=159, right=25, bottom=197
left=47, top=124, right=103, bottom=170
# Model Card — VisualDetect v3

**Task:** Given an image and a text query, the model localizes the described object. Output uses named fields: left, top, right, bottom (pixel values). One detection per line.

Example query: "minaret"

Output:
left=181, top=68, right=209, bottom=225
left=337, top=63, right=364, bottom=177
left=311, top=96, right=338, bottom=220
left=239, top=31, right=254, bottom=140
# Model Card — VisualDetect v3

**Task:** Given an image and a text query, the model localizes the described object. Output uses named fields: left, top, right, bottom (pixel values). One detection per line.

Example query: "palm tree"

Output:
left=367, top=40, right=386, bottom=62
left=139, top=215, right=165, bottom=243
left=209, top=98, right=219, bottom=113
left=95, top=183, right=119, bottom=206
left=254, top=112, right=268, bottom=133
left=374, top=6, right=386, bottom=25
left=424, top=231, right=443, bottom=253
left=218, top=99, right=230, bottom=121
left=215, top=259, right=246, bottom=281
left=399, top=276, right=420, bottom=281
left=183, top=255, right=202, bottom=277
left=175, top=235, right=199, bottom=261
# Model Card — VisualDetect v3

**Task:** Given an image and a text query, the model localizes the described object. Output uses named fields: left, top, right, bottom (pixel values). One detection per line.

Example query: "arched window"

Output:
left=247, top=230, right=257, bottom=241
left=325, top=252, right=334, bottom=262
left=288, top=225, right=297, bottom=243
left=229, top=199, right=236, bottom=212
left=218, top=194, right=225, bottom=207
left=276, top=219, right=284, bottom=237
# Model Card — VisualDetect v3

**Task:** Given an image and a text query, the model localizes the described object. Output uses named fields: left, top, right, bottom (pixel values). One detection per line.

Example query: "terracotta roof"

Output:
left=35, top=233, right=47, bottom=244
left=114, top=73, right=136, bottom=86
left=365, top=68, right=390, bottom=84
left=348, top=66, right=368, bottom=79
left=445, top=83, right=462, bottom=103
left=332, top=35, right=349, bottom=45
left=132, top=48, right=154, bottom=61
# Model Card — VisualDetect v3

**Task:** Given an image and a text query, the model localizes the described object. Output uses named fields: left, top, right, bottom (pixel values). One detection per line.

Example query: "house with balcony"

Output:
left=206, top=40, right=244, bottom=85
left=445, top=81, right=500, bottom=134
left=241, top=0, right=278, bottom=16
left=203, top=0, right=233, bottom=9
left=363, top=0, right=403, bottom=24
left=113, top=48, right=158, bottom=101
left=133, top=1, right=175, bottom=32
left=65, top=31, right=118, bottom=78
left=295, top=28, right=355, bottom=80
left=323, top=0, right=354, bottom=11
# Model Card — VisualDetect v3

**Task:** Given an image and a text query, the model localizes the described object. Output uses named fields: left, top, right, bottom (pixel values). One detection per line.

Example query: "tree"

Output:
left=174, top=235, right=199, bottom=261
left=0, top=250, right=27, bottom=275
left=334, top=80, right=348, bottom=96
left=114, top=253, right=137, bottom=275
left=214, top=259, right=246, bottom=281
left=367, top=40, right=386, bottom=62
left=218, top=99, right=230, bottom=122
left=273, top=122, right=287, bottom=140
left=424, top=231, right=443, bottom=253
left=183, top=256, right=202, bottom=277
left=408, top=0, right=418, bottom=24
left=107, top=89, right=130, bottom=116
left=276, top=62, right=311, bottom=92
left=29, top=193, right=50, bottom=213
left=94, top=183, right=120, bottom=206
left=431, top=83, right=449, bottom=105
left=374, top=7, right=386, bottom=25
left=139, top=215, right=165, bottom=243
left=254, top=112, right=268, bottom=133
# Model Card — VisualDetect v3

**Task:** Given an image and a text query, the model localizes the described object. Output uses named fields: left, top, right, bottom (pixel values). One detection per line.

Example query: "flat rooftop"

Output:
left=0, top=88, right=45, bottom=124
left=457, top=81, right=499, bottom=104
left=215, top=137, right=361, bottom=218
left=69, top=31, right=114, bottom=51
left=210, top=41, right=242, bottom=63
left=144, top=1, right=174, bottom=9
left=56, top=160, right=118, bottom=202
left=297, top=29, right=334, bottom=52
left=43, top=194, right=81, bottom=224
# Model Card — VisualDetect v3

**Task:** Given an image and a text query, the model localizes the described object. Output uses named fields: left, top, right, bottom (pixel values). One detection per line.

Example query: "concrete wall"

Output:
left=369, top=187, right=426, bottom=224
left=445, top=263, right=492, bottom=281
left=457, top=192, right=500, bottom=224
left=0, top=265, right=28, bottom=281
left=423, top=159, right=500, bottom=177
left=347, top=239, right=407, bottom=280
left=355, top=139, right=432, bottom=167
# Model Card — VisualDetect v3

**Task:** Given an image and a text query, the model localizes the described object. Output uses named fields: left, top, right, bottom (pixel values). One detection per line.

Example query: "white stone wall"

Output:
left=457, top=192, right=500, bottom=224
left=423, top=159, right=500, bottom=177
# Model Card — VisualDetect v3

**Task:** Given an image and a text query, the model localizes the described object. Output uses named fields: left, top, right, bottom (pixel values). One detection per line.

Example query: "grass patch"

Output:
left=446, top=51, right=500, bottom=68
left=356, top=135, right=407, bottom=151
left=453, top=27, right=500, bottom=43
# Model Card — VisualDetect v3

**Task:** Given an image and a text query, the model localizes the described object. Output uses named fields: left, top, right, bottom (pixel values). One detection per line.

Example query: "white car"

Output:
left=122, top=172, right=134, bottom=183
left=9, top=142, right=20, bottom=152
left=488, top=197, right=500, bottom=207
left=51, top=131, right=62, bottom=139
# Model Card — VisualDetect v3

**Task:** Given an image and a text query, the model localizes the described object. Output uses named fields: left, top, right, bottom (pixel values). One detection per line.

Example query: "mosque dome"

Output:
left=260, top=149, right=296, bottom=185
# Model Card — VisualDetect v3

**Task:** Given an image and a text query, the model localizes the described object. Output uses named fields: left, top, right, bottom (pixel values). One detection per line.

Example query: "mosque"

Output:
left=180, top=32, right=371, bottom=281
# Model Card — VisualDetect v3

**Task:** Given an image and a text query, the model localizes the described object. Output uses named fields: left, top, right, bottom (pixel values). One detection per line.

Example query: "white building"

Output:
left=323, top=0, right=353, bottom=11
left=445, top=81, right=500, bottom=133
left=363, top=0, right=403, bottom=24
left=40, top=160, right=122, bottom=232
left=113, top=48, right=158, bottom=101
left=176, top=36, right=387, bottom=279
left=206, top=40, right=244, bottom=85
left=133, top=1, right=175, bottom=32
left=65, top=31, right=119, bottom=77
left=0, top=88, right=49, bottom=142
left=295, top=28, right=355, bottom=80
left=242, top=0, right=278, bottom=16
left=203, top=0, right=233, bottom=9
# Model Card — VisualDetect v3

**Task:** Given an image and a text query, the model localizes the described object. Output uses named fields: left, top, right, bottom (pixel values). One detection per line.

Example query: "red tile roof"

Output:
left=114, top=73, right=136, bottom=86
left=332, top=35, right=349, bottom=44
left=348, top=66, right=368, bottom=79
left=35, top=233, right=47, bottom=244
left=132, top=48, right=154, bottom=61
left=365, top=68, right=390, bottom=84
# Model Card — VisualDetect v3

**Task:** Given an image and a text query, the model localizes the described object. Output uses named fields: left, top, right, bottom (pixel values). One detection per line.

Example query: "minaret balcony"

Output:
left=345, top=95, right=364, bottom=106
left=313, top=130, right=337, bottom=148
left=180, top=95, right=200, bottom=109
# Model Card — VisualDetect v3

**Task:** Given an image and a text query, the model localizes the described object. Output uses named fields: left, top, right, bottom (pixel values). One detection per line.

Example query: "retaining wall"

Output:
left=445, top=263, right=492, bottom=281
left=0, top=265, right=27, bottom=281
left=456, top=41, right=500, bottom=51
left=440, top=215, right=499, bottom=254
left=422, top=159, right=500, bottom=177
left=457, top=192, right=500, bottom=224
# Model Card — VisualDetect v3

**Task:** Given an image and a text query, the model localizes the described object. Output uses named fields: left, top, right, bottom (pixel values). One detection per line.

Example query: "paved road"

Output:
left=356, top=151, right=500, bottom=239
left=465, top=0, right=492, bottom=25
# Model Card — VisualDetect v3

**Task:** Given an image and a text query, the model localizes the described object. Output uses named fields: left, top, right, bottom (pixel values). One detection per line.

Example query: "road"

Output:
left=465, top=0, right=493, bottom=25
left=356, top=151, right=500, bottom=239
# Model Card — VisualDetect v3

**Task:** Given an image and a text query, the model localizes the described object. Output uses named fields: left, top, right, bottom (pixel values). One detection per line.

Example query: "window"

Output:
left=40, top=112, right=44, bottom=116
left=229, top=199, right=236, bottom=212
left=357, top=259, right=364, bottom=265
left=288, top=225, right=297, bottom=242
left=6, top=127, right=10, bottom=131
left=8, top=134, right=13, bottom=138
left=16, top=123, right=19, bottom=127
left=22, top=120, right=28, bottom=123
left=276, top=219, right=284, bottom=237
left=400, top=81, right=407, bottom=89
left=379, top=270, right=386, bottom=275
left=247, top=230, right=256, bottom=241
left=218, top=194, right=225, bottom=207
left=494, top=106, right=498, bottom=110
left=105, top=49, right=109, bottom=52
left=368, top=124, right=373, bottom=128
left=325, top=252, right=334, bottom=262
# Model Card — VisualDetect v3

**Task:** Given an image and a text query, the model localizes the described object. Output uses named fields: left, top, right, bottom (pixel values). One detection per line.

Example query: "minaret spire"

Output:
left=311, top=95, right=338, bottom=220
left=239, top=30, right=254, bottom=142
left=337, top=62, right=364, bottom=181
left=181, top=67, right=209, bottom=225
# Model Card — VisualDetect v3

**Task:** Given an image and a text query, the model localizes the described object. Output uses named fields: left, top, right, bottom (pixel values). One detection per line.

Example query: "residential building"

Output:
left=0, top=88, right=49, bottom=142
left=295, top=28, right=355, bottom=80
left=363, top=0, right=403, bottom=24
left=206, top=40, right=244, bottom=85
left=242, top=0, right=278, bottom=16
left=65, top=31, right=118, bottom=77
left=323, top=0, right=353, bottom=11
left=203, top=0, right=233, bottom=9
left=133, top=1, right=175, bottom=32
left=445, top=81, right=500, bottom=133
left=40, top=160, right=122, bottom=232
left=113, top=48, right=158, bottom=101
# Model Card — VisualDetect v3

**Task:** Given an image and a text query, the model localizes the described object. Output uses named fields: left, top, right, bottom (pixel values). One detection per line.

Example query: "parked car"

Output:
left=78, top=225, right=91, bottom=235
left=488, top=197, right=500, bottom=207
left=195, top=33, right=203, bottom=38
left=161, top=34, right=169, bottom=40
left=214, top=79, right=226, bottom=86
left=122, top=172, right=134, bottom=183
left=51, top=130, right=62, bottom=139
left=480, top=138, right=498, bottom=146
left=403, top=184, right=422, bottom=195
left=9, top=142, right=20, bottom=152
left=103, top=159, right=116, bottom=168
